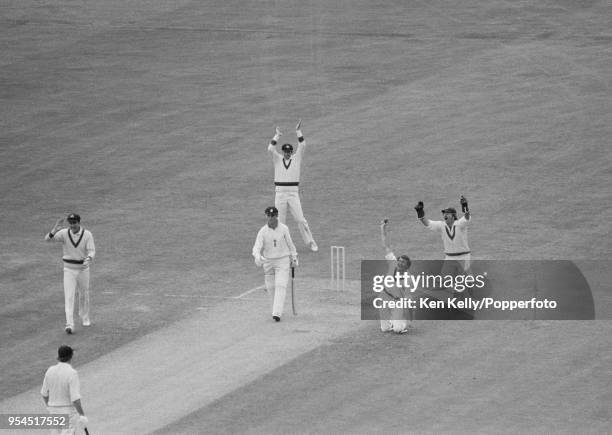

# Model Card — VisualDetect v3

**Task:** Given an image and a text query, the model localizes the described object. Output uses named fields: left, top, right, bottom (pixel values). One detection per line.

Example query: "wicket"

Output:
left=330, top=245, right=346, bottom=291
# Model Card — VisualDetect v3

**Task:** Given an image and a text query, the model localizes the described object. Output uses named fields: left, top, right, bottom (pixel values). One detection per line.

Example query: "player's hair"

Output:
left=57, top=345, right=73, bottom=362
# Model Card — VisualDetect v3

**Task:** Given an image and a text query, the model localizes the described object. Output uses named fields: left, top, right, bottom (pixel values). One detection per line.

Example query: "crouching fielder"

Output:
left=379, top=219, right=412, bottom=334
left=253, top=206, right=298, bottom=322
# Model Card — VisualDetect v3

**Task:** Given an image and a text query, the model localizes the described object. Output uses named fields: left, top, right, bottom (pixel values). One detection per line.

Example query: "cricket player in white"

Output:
left=268, top=120, right=318, bottom=252
left=45, top=213, right=95, bottom=334
left=41, top=345, right=89, bottom=434
left=252, top=206, right=298, bottom=321
left=379, top=219, right=411, bottom=333
left=415, top=196, right=472, bottom=274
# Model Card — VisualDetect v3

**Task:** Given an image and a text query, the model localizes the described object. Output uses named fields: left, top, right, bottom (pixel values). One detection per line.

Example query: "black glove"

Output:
left=460, top=196, right=469, bottom=213
left=414, top=201, right=425, bottom=219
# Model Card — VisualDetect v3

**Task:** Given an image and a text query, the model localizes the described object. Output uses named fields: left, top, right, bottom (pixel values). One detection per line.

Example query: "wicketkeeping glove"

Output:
left=414, top=201, right=425, bottom=219
left=460, top=195, right=469, bottom=213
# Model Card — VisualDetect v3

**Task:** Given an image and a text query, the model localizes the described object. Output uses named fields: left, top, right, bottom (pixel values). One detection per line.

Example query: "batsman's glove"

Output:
left=460, top=195, right=469, bottom=213
left=414, top=201, right=425, bottom=219
left=291, top=255, right=299, bottom=267
left=78, top=415, right=89, bottom=426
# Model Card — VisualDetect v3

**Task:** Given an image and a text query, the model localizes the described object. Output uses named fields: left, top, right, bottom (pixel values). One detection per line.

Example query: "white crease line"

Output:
left=104, top=286, right=268, bottom=299
left=163, top=294, right=261, bottom=300
left=233, top=284, right=266, bottom=299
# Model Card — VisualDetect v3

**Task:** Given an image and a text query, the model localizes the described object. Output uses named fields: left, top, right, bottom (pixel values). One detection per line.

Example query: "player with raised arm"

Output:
left=268, top=120, right=318, bottom=252
left=379, top=218, right=413, bottom=333
left=415, top=195, right=472, bottom=275
left=44, top=213, right=96, bottom=334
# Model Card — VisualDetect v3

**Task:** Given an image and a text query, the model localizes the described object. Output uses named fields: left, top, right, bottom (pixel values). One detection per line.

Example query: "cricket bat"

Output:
left=291, top=266, right=297, bottom=315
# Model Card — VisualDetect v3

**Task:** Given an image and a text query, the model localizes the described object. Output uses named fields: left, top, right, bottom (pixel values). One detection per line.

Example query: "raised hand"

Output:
left=414, top=201, right=425, bottom=219
left=460, top=195, right=469, bottom=213
left=53, top=218, right=65, bottom=232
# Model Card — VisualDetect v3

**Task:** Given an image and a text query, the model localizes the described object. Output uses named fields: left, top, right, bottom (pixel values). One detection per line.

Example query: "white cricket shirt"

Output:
left=427, top=216, right=471, bottom=254
left=45, top=228, right=96, bottom=268
left=268, top=141, right=305, bottom=184
left=41, top=362, right=81, bottom=406
left=252, top=222, right=297, bottom=259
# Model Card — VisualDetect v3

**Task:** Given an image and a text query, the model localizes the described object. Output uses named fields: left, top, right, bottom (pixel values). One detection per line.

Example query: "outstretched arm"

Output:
left=380, top=219, right=393, bottom=256
left=268, top=127, right=283, bottom=158
left=295, top=119, right=305, bottom=151
left=268, top=127, right=282, bottom=152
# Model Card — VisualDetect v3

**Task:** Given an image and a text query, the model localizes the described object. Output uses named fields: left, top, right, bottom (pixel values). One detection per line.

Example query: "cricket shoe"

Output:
left=310, top=241, right=319, bottom=252
left=82, top=318, right=91, bottom=327
left=397, top=328, right=409, bottom=334
left=273, top=315, right=281, bottom=322
left=65, top=326, right=73, bottom=334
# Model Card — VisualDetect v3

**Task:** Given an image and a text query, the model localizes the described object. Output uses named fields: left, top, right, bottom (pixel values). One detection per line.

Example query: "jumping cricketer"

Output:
left=268, top=119, right=318, bottom=252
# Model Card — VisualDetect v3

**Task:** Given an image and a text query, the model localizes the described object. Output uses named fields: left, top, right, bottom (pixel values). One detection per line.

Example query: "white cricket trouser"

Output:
left=63, top=266, right=90, bottom=328
left=263, top=256, right=290, bottom=318
left=274, top=187, right=316, bottom=246
left=442, top=253, right=471, bottom=273
left=379, top=293, right=410, bottom=333
left=47, top=405, right=80, bottom=435
left=380, top=318, right=408, bottom=333
left=441, top=253, right=472, bottom=296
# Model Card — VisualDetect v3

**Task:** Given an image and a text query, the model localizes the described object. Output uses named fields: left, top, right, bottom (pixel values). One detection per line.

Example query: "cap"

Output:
left=57, top=345, right=74, bottom=361
left=441, top=207, right=457, bottom=215
left=281, top=143, right=293, bottom=152
left=66, top=213, right=81, bottom=223
left=264, top=206, right=279, bottom=217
